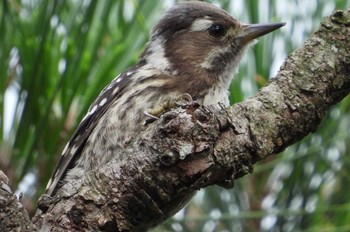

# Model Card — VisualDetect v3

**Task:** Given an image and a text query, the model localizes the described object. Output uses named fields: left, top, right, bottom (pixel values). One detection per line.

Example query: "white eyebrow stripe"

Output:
left=190, top=18, right=213, bottom=31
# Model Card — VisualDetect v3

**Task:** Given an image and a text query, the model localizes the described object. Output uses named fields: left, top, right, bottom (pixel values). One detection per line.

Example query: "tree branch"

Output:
left=0, top=171, right=36, bottom=232
left=2, top=8, right=350, bottom=232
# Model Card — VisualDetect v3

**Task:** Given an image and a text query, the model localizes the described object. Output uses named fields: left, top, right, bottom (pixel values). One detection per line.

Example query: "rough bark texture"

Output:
left=0, top=171, right=35, bottom=232
left=0, top=8, right=349, bottom=232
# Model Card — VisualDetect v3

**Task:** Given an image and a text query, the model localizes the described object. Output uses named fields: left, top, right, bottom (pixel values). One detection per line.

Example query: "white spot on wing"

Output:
left=106, top=83, right=113, bottom=90
left=112, top=87, right=119, bottom=95
left=81, top=105, right=97, bottom=121
left=70, top=145, right=78, bottom=155
left=89, top=105, right=97, bottom=115
left=62, top=143, right=69, bottom=155
left=99, top=98, right=107, bottom=106
left=82, top=114, right=89, bottom=121
left=106, top=74, right=121, bottom=90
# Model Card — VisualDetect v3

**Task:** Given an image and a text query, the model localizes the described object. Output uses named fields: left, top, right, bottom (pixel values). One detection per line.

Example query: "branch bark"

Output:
left=1, top=8, right=350, bottom=232
left=0, top=171, right=35, bottom=232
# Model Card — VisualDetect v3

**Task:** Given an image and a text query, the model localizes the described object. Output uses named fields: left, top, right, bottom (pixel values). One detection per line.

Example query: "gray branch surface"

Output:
left=0, top=171, right=35, bottom=232
left=1, top=9, right=350, bottom=232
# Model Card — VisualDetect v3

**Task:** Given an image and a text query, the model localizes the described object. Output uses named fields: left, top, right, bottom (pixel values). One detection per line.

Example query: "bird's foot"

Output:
left=144, top=93, right=193, bottom=124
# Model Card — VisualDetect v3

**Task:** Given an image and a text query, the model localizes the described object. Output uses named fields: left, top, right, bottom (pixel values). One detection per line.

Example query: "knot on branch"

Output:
left=331, top=10, right=350, bottom=26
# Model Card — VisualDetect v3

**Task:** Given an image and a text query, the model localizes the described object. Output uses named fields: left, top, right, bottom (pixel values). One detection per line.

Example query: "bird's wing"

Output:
left=45, top=71, right=131, bottom=196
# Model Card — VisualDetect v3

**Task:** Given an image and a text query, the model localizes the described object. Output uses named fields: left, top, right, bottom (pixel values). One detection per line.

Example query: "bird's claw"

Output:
left=175, top=93, right=193, bottom=106
left=143, top=93, right=194, bottom=125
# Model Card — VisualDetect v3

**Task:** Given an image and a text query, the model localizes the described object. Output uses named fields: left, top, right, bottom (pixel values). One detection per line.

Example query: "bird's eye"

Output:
left=208, top=23, right=227, bottom=38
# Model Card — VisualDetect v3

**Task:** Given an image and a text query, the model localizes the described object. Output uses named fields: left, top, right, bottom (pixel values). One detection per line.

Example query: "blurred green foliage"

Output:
left=1, top=0, right=350, bottom=231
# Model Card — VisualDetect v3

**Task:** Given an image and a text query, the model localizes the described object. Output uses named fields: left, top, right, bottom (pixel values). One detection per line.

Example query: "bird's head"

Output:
left=140, top=1, right=285, bottom=88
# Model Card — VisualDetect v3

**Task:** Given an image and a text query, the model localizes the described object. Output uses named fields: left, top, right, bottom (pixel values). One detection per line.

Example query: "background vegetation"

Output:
left=1, top=0, right=350, bottom=231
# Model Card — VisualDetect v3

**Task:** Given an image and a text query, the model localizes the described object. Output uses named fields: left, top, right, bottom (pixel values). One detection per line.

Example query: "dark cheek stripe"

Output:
left=211, top=49, right=238, bottom=73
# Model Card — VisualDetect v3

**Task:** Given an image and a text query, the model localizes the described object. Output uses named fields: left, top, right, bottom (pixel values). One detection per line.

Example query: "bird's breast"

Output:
left=201, top=86, right=230, bottom=106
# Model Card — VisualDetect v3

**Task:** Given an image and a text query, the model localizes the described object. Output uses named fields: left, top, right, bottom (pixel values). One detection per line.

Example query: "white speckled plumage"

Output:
left=45, top=1, right=284, bottom=196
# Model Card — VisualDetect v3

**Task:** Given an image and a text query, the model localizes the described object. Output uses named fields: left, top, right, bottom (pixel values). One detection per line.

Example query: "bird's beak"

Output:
left=237, top=22, right=286, bottom=45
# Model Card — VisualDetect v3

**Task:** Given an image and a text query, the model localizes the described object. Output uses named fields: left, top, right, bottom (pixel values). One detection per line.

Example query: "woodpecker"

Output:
left=45, top=1, right=285, bottom=196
